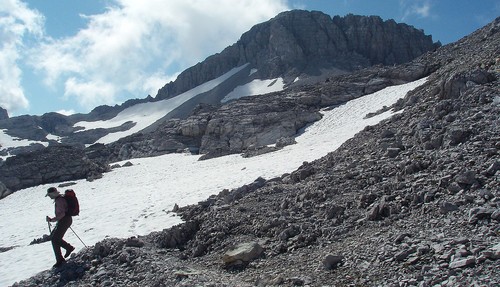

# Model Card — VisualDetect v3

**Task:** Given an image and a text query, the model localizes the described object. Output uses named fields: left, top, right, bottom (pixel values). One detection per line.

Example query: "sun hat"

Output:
left=45, top=187, right=59, bottom=197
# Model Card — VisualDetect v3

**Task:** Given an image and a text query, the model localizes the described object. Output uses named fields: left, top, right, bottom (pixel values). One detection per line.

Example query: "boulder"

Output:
left=322, top=254, right=344, bottom=270
left=222, top=242, right=264, bottom=267
left=0, top=181, right=11, bottom=199
left=449, top=257, right=476, bottom=269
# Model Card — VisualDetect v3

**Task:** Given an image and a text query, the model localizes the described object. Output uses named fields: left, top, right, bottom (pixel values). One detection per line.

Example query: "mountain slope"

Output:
left=9, top=15, right=500, bottom=287
left=0, top=78, right=425, bottom=287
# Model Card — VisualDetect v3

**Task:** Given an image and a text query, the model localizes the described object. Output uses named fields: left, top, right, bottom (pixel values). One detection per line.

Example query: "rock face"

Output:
left=0, top=107, right=8, bottom=120
left=198, top=94, right=322, bottom=159
left=0, top=145, right=109, bottom=194
left=156, top=11, right=439, bottom=100
left=0, top=182, right=11, bottom=199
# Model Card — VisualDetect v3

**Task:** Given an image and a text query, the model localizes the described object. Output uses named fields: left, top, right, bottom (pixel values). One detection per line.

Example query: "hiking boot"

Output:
left=64, top=246, right=75, bottom=258
left=53, top=259, right=66, bottom=268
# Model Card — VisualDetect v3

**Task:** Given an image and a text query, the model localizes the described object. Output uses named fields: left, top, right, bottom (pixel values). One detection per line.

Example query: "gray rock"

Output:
left=449, top=257, right=476, bottom=269
left=0, top=145, right=109, bottom=192
left=367, top=200, right=391, bottom=221
left=439, top=202, right=459, bottom=214
left=455, top=170, right=476, bottom=185
left=447, top=127, right=471, bottom=145
left=447, top=182, right=463, bottom=194
left=0, top=107, right=8, bottom=120
left=468, top=207, right=496, bottom=223
left=222, top=242, right=264, bottom=266
left=486, top=161, right=500, bottom=176
left=0, top=181, right=12, bottom=199
left=322, top=254, right=344, bottom=270
left=386, top=147, right=401, bottom=158
left=491, top=210, right=500, bottom=221
left=122, top=161, right=133, bottom=167
left=395, top=248, right=416, bottom=261
left=125, top=237, right=145, bottom=248
left=275, top=136, right=297, bottom=148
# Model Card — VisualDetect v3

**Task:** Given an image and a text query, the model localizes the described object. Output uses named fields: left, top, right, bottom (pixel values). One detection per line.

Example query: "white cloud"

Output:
left=414, top=3, right=430, bottom=18
left=0, top=0, right=44, bottom=113
left=64, top=77, right=116, bottom=108
left=26, top=0, right=289, bottom=111
left=142, top=72, right=178, bottom=97
left=55, top=109, right=76, bottom=116
left=400, top=0, right=432, bottom=20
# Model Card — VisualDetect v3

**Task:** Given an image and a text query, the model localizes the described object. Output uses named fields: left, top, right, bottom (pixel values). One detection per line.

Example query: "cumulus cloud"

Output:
left=0, top=0, right=44, bottom=113
left=64, top=77, right=117, bottom=108
left=27, top=0, right=289, bottom=111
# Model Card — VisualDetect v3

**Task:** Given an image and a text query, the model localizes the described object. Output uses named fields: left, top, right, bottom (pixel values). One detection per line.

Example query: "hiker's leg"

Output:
left=51, top=225, right=65, bottom=262
left=51, top=217, right=72, bottom=261
left=60, top=217, right=73, bottom=250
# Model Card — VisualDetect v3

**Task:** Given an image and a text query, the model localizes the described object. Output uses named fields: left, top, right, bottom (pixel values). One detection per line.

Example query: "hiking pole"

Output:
left=69, top=226, right=88, bottom=248
left=47, top=221, right=52, bottom=234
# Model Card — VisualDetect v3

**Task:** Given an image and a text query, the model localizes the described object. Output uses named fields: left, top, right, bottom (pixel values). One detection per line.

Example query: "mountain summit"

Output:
left=156, top=10, right=439, bottom=101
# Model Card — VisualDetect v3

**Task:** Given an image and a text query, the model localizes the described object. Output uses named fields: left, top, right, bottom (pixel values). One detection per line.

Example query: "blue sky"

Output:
left=1, top=0, right=498, bottom=117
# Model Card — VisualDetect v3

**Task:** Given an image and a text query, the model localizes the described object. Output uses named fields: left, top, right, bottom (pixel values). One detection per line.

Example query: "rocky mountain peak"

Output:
left=156, top=10, right=439, bottom=100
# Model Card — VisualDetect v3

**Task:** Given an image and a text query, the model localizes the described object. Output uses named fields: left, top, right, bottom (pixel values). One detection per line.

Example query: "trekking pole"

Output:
left=69, top=226, right=88, bottom=248
left=47, top=221, right=52, bottom=234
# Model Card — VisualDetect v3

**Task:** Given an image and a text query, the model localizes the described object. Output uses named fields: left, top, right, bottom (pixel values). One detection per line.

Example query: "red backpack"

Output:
left=64, top=189, right=80, bottom=216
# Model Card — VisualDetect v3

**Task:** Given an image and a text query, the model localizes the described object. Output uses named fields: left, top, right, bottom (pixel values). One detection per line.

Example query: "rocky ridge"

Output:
left=156, top=11, right=438, bottom=100
left=0, top=145, right=109, bottom=193
left=11, top=16, right=500, bottom=287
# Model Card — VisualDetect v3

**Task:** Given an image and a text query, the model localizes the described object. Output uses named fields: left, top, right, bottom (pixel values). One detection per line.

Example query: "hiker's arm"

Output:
left=48, top=198, right=67, bottom=222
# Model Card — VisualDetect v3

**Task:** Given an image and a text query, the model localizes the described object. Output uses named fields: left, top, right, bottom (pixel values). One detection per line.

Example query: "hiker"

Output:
left=46, top=187, right=75, bottom=268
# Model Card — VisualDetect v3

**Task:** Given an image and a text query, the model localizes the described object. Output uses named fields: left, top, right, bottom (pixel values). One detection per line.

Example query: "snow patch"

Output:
left=74, top=64, right=250, bottom=145
left=221, top=78, right=285, bottom=103
left=0, top=130, right=49, bottom=160
left=45, top=134, right=62, bottom=142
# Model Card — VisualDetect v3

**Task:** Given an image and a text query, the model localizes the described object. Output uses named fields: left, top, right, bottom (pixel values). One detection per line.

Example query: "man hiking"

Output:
left=46, top=187, right=75, bottom=268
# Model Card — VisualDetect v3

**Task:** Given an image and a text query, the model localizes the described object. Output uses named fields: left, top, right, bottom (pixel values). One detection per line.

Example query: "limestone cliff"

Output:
left=156, top=10, right=439, bottom=100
